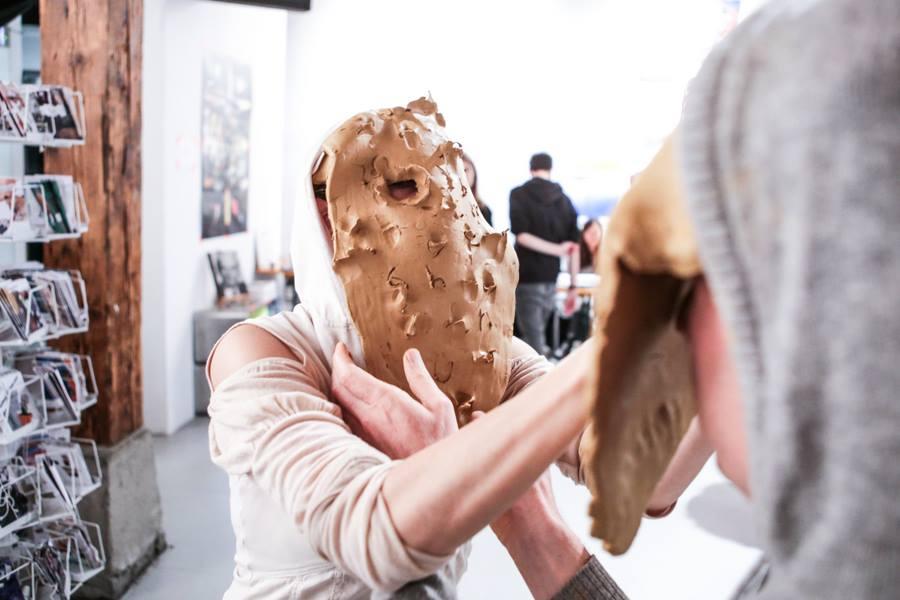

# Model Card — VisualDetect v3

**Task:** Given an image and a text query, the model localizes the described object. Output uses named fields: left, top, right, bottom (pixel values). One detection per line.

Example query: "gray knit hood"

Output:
left=679, top=0, right=900, bottom=597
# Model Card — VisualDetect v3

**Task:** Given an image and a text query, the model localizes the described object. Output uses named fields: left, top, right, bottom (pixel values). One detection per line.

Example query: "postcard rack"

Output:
left=0, top=82, right=103, bottom=598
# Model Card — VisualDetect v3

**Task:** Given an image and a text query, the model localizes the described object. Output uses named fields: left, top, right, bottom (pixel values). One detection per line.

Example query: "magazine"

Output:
left=35, top=179, right=70, bottom=235
left=207, top=250, right=249, bottom=301
left=0, top=279, right=34, bottom=341
left=0, top=180, right=15, bottom=236
left=3, top=267, right=87, bottom=333
left=27, top=86, right=83, bottom=142
left=0, top=83, right=30, bottom=138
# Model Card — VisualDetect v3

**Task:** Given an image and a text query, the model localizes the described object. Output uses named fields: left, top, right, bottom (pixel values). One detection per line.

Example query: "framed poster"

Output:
left=201, top=56, right=251, bottom=239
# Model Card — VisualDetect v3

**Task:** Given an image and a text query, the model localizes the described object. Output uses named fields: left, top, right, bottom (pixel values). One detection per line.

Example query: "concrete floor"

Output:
left=125, top=418, right=761, bottom=599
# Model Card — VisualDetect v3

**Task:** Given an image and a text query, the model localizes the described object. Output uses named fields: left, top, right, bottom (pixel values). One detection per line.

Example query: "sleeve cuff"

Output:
left=367, top=475, right=460, bottom=592
left=552, top=555, right=629, bottom=600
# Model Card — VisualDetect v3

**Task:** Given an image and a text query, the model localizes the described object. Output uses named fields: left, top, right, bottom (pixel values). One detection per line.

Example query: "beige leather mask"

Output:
left=316, top=98, right=518, bottom=425
left=583, top=134, right=701, bottom=554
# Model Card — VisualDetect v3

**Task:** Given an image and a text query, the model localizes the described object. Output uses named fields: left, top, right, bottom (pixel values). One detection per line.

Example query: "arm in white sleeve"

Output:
left=208, top=357, right=454, bottom=592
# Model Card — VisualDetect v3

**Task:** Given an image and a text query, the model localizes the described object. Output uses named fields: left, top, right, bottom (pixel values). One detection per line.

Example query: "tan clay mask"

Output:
left=583, top=134, right=701, bottom=554
left=318, top=98, right=518, bottom=424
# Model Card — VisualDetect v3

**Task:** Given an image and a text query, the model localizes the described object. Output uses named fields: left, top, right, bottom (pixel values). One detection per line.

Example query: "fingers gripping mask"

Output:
left=318, top=98, right=518, bottom=425
left=583, top=134, right=701, bottom=554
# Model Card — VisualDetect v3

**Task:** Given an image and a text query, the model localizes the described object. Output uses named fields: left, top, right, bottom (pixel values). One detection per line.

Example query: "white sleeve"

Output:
left=208, top=356, right=454, bottom=592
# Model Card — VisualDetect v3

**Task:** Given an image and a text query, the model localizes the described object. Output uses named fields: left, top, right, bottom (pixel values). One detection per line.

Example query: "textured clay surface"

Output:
left=319, top=98, right=518, bottom=424
left=584, top=135, right=702, bottom=554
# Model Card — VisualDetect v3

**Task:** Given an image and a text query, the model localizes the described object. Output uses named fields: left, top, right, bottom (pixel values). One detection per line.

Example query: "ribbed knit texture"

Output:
left=679, top=0, right=900, bottom=598
left=552, top=556, right=629, bottom=600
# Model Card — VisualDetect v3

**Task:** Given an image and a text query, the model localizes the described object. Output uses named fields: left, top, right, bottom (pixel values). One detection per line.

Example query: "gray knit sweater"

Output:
left=680, top=0, right=900, bottom=598
left=554, top=2, right=899, bottom=598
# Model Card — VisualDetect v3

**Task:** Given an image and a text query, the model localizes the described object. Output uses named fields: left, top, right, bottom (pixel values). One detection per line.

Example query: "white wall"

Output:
left=142, top=0, right=287, bottom=434
left=143, top=0, right=742, bottom=433
left=282, top=0, right=731, bottom=241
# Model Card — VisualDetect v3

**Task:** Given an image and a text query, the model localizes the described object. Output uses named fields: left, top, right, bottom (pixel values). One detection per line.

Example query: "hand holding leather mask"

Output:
left=316, top=98, right=518, bottom=425
left=583, top=133, right=702, bottom=554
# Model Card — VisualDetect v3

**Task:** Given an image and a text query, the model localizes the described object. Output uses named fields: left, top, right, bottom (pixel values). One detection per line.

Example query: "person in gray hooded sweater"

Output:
left=680, top=0, right=900, bottom=596
left=564, top=0, right=900, bottom=596
left=334, top=0, right=900, bottom=598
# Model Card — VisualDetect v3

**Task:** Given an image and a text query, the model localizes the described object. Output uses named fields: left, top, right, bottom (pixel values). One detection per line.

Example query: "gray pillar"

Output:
left=75, top=429, right=167, bottom=599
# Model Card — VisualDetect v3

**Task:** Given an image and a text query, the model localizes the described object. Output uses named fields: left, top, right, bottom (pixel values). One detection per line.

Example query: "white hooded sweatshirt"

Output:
left=205, top=132, right=567, bottom=598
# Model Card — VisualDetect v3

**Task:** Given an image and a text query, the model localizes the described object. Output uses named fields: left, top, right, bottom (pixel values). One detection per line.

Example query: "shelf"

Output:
left=0, top=233, right=86, bottom=243
left=255, top=267, right=294, bottom=278
left=0, top=137, right=85, bottom=149
left=0, top=420, right=41, bottom=448
left=0, top=326, right=89, bottom=349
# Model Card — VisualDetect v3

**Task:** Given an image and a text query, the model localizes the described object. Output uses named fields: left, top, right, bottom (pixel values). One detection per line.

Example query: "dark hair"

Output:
left=461, top=152, right=491, bottom=223
left=579, top=219, right=603, bottom=271
left=529, top=152, right=553, bottom=172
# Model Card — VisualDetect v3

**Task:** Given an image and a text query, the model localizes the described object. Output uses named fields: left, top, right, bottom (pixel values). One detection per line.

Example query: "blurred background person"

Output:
left=579, top=218, right=603, bottom=273
left=552, top=219, right=604, bottom=358
left=461, top=152, right=492, bottom=226
left=510, top=152, right=580, bottom=355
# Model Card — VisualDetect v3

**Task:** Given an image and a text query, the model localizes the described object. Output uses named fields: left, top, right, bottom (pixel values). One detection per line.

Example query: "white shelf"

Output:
left=0, top=232, right=85, bottom=243
left=0, top=137, right=85, bottom=149
left=0, top=325, right=89, bottom=349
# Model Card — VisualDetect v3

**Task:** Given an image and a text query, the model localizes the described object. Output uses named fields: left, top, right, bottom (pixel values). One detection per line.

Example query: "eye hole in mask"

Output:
left=314, top=183, right=327, bottom=200
left=387, top=180, right=418, bottom=201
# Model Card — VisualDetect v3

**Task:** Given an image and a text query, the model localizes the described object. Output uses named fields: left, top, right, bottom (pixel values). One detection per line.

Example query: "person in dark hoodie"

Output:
left=509, top=153, right=580, bottom=355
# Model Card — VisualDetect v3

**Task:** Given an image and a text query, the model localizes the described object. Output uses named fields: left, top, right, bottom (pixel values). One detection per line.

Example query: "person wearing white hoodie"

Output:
left=204, top=88, right=717, bottom=598
left=204, top=97, right=611, bottom=598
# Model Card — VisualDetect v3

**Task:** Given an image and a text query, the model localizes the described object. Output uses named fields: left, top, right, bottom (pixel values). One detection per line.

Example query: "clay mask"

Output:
left=583, top=134, right=701, bottom=554
left=318, top=97, right=518, bottom=424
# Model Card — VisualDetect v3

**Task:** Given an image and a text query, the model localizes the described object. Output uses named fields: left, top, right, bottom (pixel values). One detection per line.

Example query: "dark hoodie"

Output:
left=509, top=177, right=580, bottom=284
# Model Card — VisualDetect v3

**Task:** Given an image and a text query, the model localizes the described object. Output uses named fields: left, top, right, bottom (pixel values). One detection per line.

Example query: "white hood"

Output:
left=288, top=130, right=366, bottom=367
left=286, top=98, right=518, bottom=425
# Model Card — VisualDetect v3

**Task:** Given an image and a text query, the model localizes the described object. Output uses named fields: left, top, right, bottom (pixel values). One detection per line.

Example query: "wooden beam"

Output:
left=40, top=0, right=143, bottom=446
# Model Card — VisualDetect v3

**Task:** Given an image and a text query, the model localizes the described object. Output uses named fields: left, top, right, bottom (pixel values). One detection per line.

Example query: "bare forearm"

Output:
left=569, top=247, right=580, bottom=279
left=383, top=343, right=593, bottom=555
left=647, top=417, right=713, bottom=511
left=498, top=515, right=590, bottom=600
left=517, top=232, right=566, bottom=256
left=556, top=428, right=585, bottom=482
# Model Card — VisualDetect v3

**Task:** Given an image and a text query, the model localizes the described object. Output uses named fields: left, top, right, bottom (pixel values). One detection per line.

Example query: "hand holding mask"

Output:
left=583, top=133, right=702, bottom=554
left=316, top=98, right=518, bottom=425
